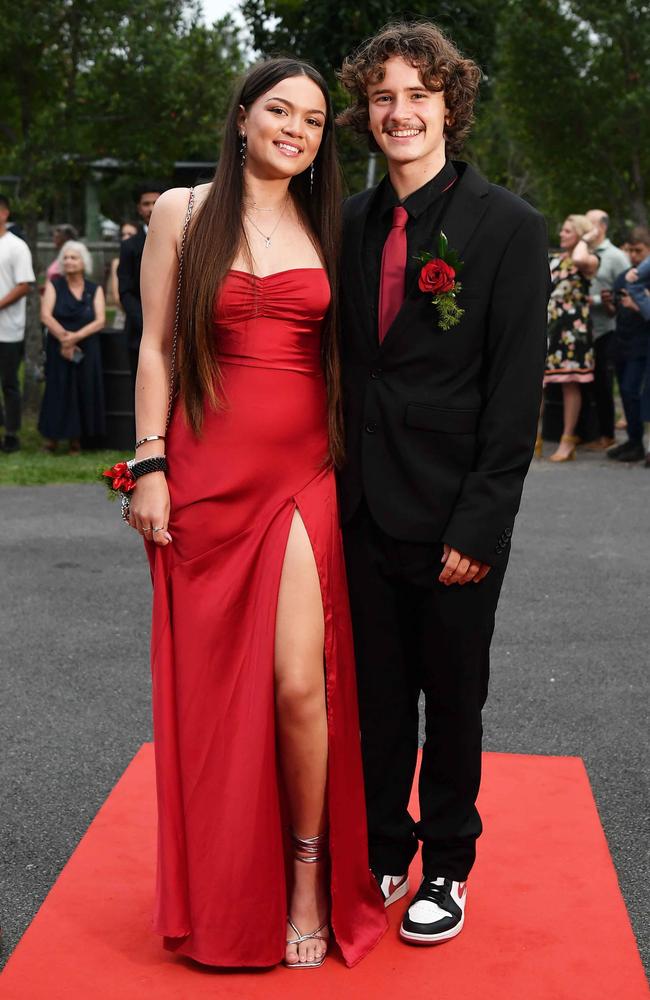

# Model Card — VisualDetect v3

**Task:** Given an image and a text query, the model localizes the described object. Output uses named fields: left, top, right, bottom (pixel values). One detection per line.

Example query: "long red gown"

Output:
left=146, top=267, right=387, bottom=967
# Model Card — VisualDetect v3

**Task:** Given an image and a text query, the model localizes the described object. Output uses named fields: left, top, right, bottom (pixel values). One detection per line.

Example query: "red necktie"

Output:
left=378, top=205, right=409, bottom=343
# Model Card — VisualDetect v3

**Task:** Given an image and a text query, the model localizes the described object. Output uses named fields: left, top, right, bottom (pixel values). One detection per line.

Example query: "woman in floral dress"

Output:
left=543, top=214, right=600, bottom=461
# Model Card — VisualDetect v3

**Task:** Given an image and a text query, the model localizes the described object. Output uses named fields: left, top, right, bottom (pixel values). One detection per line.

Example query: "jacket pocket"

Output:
left=405, top=403, right=480, bottom=434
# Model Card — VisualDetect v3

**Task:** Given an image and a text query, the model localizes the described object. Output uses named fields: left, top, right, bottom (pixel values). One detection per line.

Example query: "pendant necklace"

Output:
left=245, top=195, right=289, bottom=248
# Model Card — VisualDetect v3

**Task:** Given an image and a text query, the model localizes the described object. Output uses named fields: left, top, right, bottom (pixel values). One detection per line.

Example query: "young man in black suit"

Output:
left=117, top=182, right=164, bottom=383
left=337, top=23, right=551, bottom=944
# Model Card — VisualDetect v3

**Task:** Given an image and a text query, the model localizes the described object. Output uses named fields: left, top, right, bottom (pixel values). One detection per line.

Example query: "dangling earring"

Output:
left=310, top=162, right=315, bottom=195
left=239, top=132, right=247, bottom=168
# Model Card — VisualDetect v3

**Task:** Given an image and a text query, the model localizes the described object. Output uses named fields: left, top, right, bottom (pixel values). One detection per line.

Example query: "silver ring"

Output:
left=152, top=526, right=165, bottom=532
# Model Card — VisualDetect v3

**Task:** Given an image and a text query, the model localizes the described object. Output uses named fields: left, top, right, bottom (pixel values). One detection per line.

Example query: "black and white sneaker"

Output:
left=400, top=877, right=467, bottom=944
left=373, top=872, right=410, bottom=908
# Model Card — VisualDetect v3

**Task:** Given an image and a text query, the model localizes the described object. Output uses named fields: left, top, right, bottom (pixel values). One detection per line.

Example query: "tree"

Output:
left=0, top=0, right=244, bottom=407
left=494, top=0, right=650, bottom=229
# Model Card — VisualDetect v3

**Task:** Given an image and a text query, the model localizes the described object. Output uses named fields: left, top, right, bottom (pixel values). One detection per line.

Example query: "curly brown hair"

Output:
left=337, top=21, right=481, bottom=156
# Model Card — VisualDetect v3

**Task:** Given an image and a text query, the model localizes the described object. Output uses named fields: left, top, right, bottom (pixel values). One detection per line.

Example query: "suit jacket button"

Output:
left=495, top=545, right=502, bottom=554
left=370, top=368, right=383, bottom=379
left=365, top=422, right=377, bottom=434
left=505, top=528, right=512, bottom=537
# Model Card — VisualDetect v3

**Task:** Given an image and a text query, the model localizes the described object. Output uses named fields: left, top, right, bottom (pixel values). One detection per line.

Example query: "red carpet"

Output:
left=1, top=745, right=647, bottom=1000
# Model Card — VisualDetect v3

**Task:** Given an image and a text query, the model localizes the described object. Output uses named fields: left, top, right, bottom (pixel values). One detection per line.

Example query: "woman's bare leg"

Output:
left=275, top=509, right=329, bottom=966
left=550, top=382, right=581, bottom=458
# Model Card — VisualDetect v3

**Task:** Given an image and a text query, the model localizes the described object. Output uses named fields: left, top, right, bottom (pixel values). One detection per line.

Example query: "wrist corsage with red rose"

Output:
left=415, top=231, right=464, bottom=331
left=99, top=457, right=167, bottom=523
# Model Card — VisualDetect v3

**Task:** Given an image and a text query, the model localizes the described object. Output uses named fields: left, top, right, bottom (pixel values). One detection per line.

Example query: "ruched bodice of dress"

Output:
left=215, top=268, right=330, bottom=374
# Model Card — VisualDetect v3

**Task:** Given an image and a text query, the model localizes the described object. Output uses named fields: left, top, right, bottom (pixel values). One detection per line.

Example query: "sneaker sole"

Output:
left=384, top=878, right=410, bottom=908
left=399, top=913, right=464, bottom=945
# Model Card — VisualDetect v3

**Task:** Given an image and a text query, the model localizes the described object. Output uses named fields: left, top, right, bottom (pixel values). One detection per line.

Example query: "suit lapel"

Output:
left=435, top=164, right=490, bottom=268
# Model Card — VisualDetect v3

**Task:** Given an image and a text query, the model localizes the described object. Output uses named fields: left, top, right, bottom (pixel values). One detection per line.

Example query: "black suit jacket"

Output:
left=117, top=229, right=146, bottom=350
left=339, top=161, right=551, bottom=567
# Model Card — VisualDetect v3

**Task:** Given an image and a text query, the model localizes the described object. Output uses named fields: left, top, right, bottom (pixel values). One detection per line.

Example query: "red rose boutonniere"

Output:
left=415, top=231, right=464, bottom=331
left=99, top=461, right=136, bottom=499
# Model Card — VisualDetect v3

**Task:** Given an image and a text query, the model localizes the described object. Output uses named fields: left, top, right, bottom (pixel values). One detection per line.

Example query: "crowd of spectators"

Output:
left=0, top=184, right=163, bottom=455
left=540, top=209, right=650, bottom=467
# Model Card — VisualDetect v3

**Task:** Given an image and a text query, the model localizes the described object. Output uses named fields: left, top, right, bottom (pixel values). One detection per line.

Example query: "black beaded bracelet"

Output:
left=129, top=456, right=168, bottom=479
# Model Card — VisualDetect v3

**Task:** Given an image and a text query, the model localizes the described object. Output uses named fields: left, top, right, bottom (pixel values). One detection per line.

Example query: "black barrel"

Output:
left=541, top=383, right=598, bottom=442
left=100, top=328, right=135, bottom=449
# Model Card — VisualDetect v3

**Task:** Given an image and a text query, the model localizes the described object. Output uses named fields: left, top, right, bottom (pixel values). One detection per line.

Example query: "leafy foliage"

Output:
left=433, top=287, right=464, bottom=331
left=0, top=0, right=244, bottom=220
left=0, top=0, right=245, bottom=407
left=493, top=0, right=650, bottom=227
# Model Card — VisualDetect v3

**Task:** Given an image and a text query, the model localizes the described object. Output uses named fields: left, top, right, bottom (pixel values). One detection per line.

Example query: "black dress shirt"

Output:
left=362, top=160, right=458, bottom=329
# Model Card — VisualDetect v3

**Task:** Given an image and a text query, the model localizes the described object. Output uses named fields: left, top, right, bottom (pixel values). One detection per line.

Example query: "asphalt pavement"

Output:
left=0, top=449, right=648, bottom=974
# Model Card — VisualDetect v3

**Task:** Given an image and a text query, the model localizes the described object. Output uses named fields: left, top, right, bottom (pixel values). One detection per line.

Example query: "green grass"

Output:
left=0, top=418, right=124, bottom=486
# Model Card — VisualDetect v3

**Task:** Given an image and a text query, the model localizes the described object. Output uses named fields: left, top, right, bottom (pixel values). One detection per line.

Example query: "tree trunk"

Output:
left=629, top=151, right=648, bottom=226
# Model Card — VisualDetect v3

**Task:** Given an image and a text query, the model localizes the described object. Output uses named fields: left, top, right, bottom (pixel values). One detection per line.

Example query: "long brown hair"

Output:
left=178, top=57, right=344, bottom=466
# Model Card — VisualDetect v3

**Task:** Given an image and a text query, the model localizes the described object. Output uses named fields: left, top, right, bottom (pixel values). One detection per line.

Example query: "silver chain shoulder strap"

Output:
left=166, top=186, right=195, bottom=429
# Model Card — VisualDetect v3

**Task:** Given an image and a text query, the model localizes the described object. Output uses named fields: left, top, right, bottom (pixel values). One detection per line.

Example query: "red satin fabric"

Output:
left=146, top=268, right=387, bottom=967
left=378, top=205, right=408, bottom=343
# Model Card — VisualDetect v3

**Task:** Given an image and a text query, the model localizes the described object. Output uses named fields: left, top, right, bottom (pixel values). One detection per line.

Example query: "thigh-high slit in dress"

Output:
left=146, top=267, right=387, bottom=967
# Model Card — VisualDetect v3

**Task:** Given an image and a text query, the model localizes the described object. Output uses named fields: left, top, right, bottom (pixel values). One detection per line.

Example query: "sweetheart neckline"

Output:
left=228, top=267, right=326, bottom=280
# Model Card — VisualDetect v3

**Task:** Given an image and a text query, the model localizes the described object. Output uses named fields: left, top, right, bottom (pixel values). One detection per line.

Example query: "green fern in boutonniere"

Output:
left=415, top=231, right=465, bottom=331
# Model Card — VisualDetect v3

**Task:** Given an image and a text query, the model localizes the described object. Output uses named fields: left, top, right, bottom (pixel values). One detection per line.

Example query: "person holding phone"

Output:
left=602, top=226, right=650, bottom=464
left=39, top=240, right=106, bottom=453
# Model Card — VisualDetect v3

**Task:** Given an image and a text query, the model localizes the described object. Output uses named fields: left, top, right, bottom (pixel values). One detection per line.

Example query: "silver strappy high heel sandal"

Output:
left=285, top=830, right=329, bottom=969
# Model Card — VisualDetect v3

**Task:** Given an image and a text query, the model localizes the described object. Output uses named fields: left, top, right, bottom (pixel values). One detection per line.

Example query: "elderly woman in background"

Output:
left=45, top=224, right=78, bottom=282
left=109, top=221, right=138, bottom=327
left=39, top=240, right=106, bottom=454
left=542, top=214, right=600, bottom=461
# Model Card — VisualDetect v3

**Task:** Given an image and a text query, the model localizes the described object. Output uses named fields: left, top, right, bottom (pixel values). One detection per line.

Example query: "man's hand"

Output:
left=620, top=290, right=640, bottom=312
left=600, top=289, right=616, bottom=317
left=439, top=544, right=491, bottom=586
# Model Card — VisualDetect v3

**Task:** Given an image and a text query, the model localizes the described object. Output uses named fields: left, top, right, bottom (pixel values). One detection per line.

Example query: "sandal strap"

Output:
left=286, top=918, right=329, bottom=946
left=291, top=829, right=327, bottom=864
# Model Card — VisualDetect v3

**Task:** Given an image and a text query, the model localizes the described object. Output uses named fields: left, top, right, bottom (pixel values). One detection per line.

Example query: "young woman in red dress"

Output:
left=127, top=58, right=386, bottom=970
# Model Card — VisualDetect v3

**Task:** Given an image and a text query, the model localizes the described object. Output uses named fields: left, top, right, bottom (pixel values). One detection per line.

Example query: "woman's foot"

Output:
left=41, top=439, right=57, bottom=454
left=285, top=833, right=329, bottom=968
left=68, top=439, right=81, bottom=456
left=549, top=434, right=578, bottom=462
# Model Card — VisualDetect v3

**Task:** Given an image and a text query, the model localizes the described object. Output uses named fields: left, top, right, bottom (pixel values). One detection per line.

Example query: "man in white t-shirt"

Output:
left=0, top=194, right=35, bottom=452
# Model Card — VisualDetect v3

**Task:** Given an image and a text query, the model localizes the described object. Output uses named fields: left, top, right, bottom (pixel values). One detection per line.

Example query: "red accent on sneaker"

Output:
left=457, top=882, right=467, bottom=899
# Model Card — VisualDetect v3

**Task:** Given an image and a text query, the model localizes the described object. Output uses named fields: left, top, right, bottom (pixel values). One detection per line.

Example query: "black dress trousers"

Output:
left=343, top=500, right=508, bottom=881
